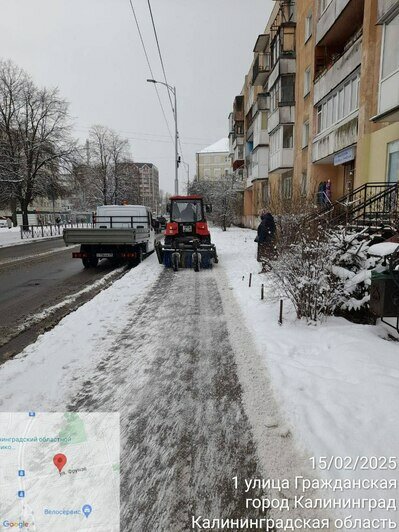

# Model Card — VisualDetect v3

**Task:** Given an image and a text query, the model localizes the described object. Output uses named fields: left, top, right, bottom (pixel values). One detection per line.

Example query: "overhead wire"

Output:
left=146, top=0, right=187, bottom=169
left=127, top=0, right=174, bottom=142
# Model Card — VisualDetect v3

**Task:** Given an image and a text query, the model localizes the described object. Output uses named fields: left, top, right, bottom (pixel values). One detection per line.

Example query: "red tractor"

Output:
left=155, top=195, right=218, bottom=271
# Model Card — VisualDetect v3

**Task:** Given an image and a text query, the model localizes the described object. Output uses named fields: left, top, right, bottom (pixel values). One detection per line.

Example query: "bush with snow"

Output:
left=269, top=218, right=386, bottom=322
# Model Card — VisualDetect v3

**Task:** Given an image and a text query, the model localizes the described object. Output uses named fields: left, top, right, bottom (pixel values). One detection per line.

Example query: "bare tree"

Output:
left=189, top=175, right=242, bottom=230
left=0, top=59, right=76, bottom=226
left=88, top=125, right=112, bottom=205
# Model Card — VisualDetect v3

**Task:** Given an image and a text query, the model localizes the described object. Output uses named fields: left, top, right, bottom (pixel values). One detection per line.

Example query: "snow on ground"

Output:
left=212, top=227, right=399, bottom=523
left=0, top=227, right=398, bottom=524
left=0, top=226, right=61, bottom=248
left=0, top=253, right=162, bottom=410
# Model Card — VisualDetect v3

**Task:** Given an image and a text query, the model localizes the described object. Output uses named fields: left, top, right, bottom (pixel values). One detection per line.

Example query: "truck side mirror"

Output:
left=205, top=204, right=212, bottom=213
left=166, top=204, right=171, bottom=213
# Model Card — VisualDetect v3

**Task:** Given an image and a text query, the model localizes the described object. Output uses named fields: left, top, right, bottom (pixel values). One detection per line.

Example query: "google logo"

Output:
left=2, top=521, right=30, bottom=528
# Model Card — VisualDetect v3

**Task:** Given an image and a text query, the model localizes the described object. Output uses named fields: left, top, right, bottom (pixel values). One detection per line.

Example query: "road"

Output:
left=0, top=238, right=126, bottom=360
left=69, top=269, right=266, bottom=531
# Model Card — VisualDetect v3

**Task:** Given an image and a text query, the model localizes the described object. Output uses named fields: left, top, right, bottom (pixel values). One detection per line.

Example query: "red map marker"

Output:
left=53, top=453, right=67, bottom=473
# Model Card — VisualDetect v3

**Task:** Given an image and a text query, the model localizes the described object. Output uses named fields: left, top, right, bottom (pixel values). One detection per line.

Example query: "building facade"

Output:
left=196, top=139, right=231, bottom=181
left=133, top=163, right=160, bottom=213
left=229, top=0, right=399, bottom=225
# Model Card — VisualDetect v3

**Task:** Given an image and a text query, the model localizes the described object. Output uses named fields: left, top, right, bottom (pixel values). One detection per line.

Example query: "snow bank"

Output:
left=212, top=227, right=399, bottom=522
left=0, top=254, right=162, bottom=411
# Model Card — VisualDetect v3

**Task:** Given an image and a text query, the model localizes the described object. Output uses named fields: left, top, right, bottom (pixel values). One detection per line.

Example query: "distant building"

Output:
left=133, top=163, right=160, bottom=213
left=196, top=138, right=231, bottom=181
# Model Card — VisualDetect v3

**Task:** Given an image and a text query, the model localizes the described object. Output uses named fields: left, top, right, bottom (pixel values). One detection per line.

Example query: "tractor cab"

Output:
left=165, top=195, right=211, bottom=241
left=155, top=194, right=218, bottom=271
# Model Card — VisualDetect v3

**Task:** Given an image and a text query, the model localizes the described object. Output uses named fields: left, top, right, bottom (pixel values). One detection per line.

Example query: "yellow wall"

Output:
left=357, top=122, right=399, bottom=184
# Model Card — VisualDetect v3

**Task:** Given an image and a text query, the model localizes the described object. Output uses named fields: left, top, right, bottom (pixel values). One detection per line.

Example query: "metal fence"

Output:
left=20, top=223, right=90, bottom=239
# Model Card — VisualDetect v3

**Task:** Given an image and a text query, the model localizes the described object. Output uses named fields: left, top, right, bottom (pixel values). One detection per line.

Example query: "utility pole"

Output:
left=147, top=79, right=179, bottom=195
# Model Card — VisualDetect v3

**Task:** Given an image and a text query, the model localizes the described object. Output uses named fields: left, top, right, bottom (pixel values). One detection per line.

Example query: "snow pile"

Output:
left=0, top=254, right=162, bottom=410
left=212, top=227, right=399, bottom=523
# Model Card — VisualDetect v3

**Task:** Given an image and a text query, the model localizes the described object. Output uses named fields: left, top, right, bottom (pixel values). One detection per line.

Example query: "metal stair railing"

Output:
left=312, top=182, right=398, bottom=230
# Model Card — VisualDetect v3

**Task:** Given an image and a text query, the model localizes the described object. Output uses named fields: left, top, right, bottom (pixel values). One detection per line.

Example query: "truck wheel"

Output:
left=89, top=257, right=99, bottom=268
left=82, top=257, right=91, bottom=268
left=128, top=247, right=143, bottom=268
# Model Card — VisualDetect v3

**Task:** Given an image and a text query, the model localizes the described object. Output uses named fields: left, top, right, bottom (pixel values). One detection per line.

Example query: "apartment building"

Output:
left=293, top=0, right=399, bottom=202
left=133, top=163, right=160, bottom=213
left=196, top=139, right=231, bottom=181
left=230, top=0, right=398, bottom=225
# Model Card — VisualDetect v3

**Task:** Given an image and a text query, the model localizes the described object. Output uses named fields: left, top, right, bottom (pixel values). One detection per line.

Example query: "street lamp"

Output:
left=181, top=161, right=190, bottom=193
left=147, top=79, right=179, bottom=195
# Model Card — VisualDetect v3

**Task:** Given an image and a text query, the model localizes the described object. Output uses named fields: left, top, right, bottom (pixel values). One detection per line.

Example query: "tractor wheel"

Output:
left=214, top=255, right=219, bottom=264
left=82, top=257, right=91, bottom=268
left=172, top=252, right=179, bottom=272
left=193, top=252, right=200, bottom=272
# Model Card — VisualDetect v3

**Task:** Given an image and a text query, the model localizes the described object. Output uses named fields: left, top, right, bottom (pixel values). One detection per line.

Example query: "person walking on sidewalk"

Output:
left=256, top=212, right=276, bottom=272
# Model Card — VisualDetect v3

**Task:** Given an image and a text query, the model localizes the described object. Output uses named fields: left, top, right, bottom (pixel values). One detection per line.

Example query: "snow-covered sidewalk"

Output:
left=0, top=226, right=61, bottom=248
left=0, top=227, right=397, bottom=526
left=212, top=227, right=399, bottom=523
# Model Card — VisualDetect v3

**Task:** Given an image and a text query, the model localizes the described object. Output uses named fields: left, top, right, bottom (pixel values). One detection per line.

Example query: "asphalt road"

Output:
left=0, top=238, right=124, bottom=359
left=69, top=269, right=266, bottom=531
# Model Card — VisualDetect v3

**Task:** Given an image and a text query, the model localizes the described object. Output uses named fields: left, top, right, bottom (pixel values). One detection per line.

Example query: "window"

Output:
left=382, top=13, right=399, bottom=79
left=305, top=12, right=313, bottom=41
left=317, top=105, right=322, bottom=132
left=270, top=130, right=280, bottom=154
left=344, top=82, right=351, bottom=116
left=204, top=168, right=210, bottom=178
left=304, top=67, right=311, bottom=96
left=283, top=125, right=294, bottom=148
left=282, top=174, right=292, bottom=199
left=301, top=173, right=308, bottom=197
left=387, top=140, right=399, bottom=183
left=214, top=168, right=221, bottom=178
left=261, top=111, right=268, bottom=129
left=333, top=93, right=338, bottom=123
left=302, top=121, right=310, bottom=148
left=281, top=75, right=295, bottom=104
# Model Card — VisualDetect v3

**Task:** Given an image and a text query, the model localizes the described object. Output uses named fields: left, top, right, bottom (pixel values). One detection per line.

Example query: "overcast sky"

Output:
left=0, top=0, right=274, bottom=194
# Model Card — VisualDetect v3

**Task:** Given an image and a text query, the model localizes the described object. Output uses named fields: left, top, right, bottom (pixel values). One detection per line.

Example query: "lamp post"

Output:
left=182, top=161, right=190, bottom=193
left=147, top=79, right=179, bottom=195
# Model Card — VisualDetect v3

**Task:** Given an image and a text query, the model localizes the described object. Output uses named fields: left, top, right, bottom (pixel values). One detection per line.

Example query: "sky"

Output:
left=0, top=0, right=274, bottom=195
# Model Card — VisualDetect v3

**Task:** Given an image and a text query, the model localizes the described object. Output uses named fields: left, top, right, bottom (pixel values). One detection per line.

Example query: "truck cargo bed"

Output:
left=63, top=228, right=150, bottom=246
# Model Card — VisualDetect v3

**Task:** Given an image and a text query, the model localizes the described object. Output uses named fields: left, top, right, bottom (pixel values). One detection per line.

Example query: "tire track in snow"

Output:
left=68, top=269, right=266, bottom=531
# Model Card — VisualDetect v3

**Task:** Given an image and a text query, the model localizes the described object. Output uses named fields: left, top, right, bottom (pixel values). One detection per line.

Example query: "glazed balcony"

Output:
left=314, top=34, right=362, bottom=104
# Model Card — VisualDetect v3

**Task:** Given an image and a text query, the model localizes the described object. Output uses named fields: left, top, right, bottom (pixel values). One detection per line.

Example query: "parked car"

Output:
left=0, top=217, right=9, bottom=228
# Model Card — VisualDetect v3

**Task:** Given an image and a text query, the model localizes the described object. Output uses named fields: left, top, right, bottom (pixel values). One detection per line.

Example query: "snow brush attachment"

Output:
left=155, top=240, right=217, bottom=271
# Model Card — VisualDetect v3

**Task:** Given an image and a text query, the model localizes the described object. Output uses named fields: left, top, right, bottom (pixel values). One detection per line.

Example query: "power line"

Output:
left=127, top=0, right=173, bottom=142
left=146, top=0, right=187, bottom=170
left=147, top=0, right=174, bottom=115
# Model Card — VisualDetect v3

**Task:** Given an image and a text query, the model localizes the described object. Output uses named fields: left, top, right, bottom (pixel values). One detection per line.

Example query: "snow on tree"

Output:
left=189, top=175, right=242, bottom=230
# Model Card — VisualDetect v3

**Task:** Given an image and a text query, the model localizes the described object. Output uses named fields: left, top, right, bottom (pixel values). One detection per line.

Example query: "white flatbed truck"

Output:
left=63, top=205, right=155, bottom=268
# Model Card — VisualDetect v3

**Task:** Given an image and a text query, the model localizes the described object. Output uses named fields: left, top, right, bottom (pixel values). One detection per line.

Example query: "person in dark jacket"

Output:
left=256, top=212, right=276, bottom=270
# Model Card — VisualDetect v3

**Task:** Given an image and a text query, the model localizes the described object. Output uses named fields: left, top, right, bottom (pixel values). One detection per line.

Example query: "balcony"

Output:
left=252, top=53, right=271, bottom=86
left=312, top=114, right=358, bottom=163
left=269, top=148, right=294, bottom=173
left=267, top=105, right=295, bottom=134
left=267, top=56, right=296, bottom=90
left=316, top=0, right=364, bottom=47
left=253, top=93, right=269, bottom=115
left=314, top=35, right=362, bottom=104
